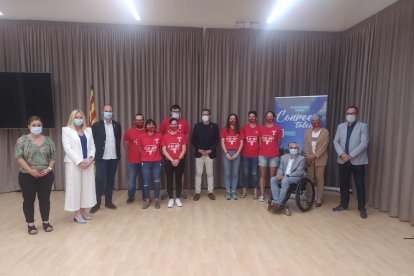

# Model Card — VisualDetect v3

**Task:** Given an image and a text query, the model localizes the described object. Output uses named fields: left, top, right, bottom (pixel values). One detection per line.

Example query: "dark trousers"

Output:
left=95, top=159, right=119, bottom=205
left=338, top=162, right=366, bottom=210
left=18, top=172, right=54, bottom=223
left=164, top=159, right=185, bottom=199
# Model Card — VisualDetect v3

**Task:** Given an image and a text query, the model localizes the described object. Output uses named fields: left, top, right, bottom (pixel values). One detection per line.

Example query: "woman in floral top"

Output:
left=14, top=116, right=56, bottom=235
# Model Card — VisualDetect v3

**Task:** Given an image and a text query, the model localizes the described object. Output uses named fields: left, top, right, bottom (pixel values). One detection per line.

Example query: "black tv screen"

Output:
left=0, top=72, right=55, bottom=128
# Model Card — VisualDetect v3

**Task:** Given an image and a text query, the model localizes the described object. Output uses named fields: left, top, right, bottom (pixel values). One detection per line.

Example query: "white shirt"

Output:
left=103, top=121, right=117, bottom=160
left=311, top=129, right=321, bottom=154
left=285, top=158, right=294, bottom=175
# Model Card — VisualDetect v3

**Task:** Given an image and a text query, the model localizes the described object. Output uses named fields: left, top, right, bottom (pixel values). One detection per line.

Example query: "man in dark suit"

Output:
left=333, top=105, right=369, bottom=219
left=90, top=104, right=122, bottom=213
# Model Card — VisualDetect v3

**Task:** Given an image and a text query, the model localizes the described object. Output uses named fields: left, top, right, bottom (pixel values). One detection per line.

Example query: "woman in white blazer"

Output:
left=62, top=109, right=96, bottom=223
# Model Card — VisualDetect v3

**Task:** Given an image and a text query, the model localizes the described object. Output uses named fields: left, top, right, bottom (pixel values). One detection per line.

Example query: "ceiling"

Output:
left=0, top=0, right=398, bottom=31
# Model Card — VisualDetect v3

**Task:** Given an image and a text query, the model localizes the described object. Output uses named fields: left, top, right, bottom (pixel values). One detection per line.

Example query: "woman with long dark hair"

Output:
left=220, top=113, right=244, bottom=200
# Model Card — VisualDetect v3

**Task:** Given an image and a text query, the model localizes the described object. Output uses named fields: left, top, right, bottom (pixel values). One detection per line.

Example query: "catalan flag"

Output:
left=88, top=86, right=96, bottom=127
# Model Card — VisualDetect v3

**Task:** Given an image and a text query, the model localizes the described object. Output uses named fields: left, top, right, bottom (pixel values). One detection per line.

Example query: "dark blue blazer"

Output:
left=92, top=120, right=122, bottom=161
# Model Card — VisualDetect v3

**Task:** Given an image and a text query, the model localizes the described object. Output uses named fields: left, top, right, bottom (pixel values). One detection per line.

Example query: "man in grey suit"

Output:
left=270, top=142, right=306, bottom=208
left=333, top=105, right=369, bottom=218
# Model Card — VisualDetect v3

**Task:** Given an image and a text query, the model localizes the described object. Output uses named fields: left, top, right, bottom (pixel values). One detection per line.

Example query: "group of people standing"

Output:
left=14, top=103, right=369, bottom=235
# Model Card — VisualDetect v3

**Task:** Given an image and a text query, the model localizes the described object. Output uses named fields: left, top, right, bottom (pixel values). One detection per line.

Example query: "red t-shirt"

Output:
left=138, top=132, right=162, bottom=162
left=259, top=125, right=282, bottom=157
left=161, top=132, right=187, bottom=160
left=220, top=127, right=244, bottom=151
left=123, top=127, right=145, bottom=163
left=242, top=124, right=260, bottom=158
left=159, top=117, right=191, bottom=137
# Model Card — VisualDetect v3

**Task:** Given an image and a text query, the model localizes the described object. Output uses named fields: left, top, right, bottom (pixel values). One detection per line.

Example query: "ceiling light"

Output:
left=266, top=0, right=295, bottom=24
left=0, top=11, right=4, bottom=16
left=123, top=0, right=141, bottom=21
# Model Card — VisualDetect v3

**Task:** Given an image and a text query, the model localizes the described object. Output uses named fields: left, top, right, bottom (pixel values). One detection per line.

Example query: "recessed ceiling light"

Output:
left=123, top=0, right=141, bottom=21
left=266, top=0, right=295, bottom=24
left=0, top=10, right=4, bottom=16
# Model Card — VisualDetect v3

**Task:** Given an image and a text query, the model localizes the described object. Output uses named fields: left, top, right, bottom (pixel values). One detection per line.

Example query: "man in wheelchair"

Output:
left=270, top=142, right=306, bottom=212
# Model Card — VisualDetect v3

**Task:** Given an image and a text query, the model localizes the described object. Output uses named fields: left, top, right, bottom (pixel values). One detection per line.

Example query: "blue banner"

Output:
left=275, top=95, right=328, bottom=153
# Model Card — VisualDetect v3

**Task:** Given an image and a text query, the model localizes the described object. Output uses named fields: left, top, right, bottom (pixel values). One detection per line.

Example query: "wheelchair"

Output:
left=267, top=177, right=315, bottom=216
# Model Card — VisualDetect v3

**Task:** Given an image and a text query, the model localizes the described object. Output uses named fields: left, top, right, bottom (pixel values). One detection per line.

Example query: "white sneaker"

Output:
left=175, top=198, right=183, bottom=207
left=258, top=195, right=264, bottom=202
left=167, top=199, right=174, bottom=208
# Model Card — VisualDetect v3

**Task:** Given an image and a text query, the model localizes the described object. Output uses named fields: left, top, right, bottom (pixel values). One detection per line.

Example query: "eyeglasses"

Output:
left=289, top=147, right=299, bottom=149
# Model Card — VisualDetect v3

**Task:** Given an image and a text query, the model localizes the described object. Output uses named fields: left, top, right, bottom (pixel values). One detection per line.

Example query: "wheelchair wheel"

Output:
left=295, top=178, right=315, bottom=212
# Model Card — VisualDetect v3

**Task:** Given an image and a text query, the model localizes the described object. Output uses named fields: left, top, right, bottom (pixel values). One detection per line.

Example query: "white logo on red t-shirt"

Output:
left=133, top=138, right=138, bottom=145
left=226, top=136, right=237, bottom=145
left=177, top=136, right=182, bottom=143
left=168, top=143, right=180, bottom=154
left=144, top=145, right=158, bottom=155
left=262, top=135, right=274, bottom=145
left=246, top=136, right=257, bottom=146
left=272, top=130, right=276, bottom=136
left=154, top=138, right=159, bottom=144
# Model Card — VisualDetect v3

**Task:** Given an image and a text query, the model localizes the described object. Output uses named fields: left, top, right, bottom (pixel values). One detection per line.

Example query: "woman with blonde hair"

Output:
left=62, top=109, right=96, bottom=223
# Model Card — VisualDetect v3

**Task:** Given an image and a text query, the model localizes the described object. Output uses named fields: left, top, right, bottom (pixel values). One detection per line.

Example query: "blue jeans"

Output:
left=141, top=161, right=162, bottom=200
left=222, top=150, right=241, bottom=193
left=127, top=163, right=143, bottom=199
left=270, top=176, right=302, bottom=204
left=241, top=156, right=258, bottom=189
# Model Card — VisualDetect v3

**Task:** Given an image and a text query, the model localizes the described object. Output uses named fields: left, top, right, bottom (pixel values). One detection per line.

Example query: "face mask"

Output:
left=202, top=115, right=209, bottom=123
left=311, top=121, right=321, bottom=128
left=74, top=119, right=84, bottom=126
left=266, top=118, right=274, bottom=124
left=229, top=120, right=236, bottom=126
left=31, top=127, right=42, bottom=135
left=103, top=112, right=113, bottom=120
left=289, top=148, right=298, bottom=155
left=170, top=125, right=178, bottom=131
left=146, top=126, right=155, bottom=132
left=135, top=122, right=144, bottom=128
left=346, top=114, right=356, bottom=123
left=248, top=118, right=256, bottom=124
left=171, top=112, right=180, bottom=119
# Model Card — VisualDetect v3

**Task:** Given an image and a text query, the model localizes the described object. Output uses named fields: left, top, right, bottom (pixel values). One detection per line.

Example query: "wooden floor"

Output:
left=0, top=189, right=413, bottom=276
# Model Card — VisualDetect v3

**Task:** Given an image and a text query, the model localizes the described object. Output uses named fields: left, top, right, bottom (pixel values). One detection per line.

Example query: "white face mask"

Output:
left=346, top=114, right=356, bottom=123
left=171, top=112, right=180, bottom=119
left=202, top=115, right=209, bottom=123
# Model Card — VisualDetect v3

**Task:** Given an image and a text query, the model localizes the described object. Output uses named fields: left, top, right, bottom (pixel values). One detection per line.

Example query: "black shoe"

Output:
left=90, top=204, right=100, bottom=213
left=126, top=197, right=134, bottom=204
left=360, top=209, right=368, bottom=219
left=105, top=202, right=117, bottom=210
left=193, top=193, right=200, bottom=201
left=332, top=204, right=347, bottom=212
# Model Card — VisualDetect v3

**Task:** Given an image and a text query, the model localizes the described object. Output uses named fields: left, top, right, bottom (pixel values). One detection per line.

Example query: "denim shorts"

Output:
left=258, top=156, right=279, bottom=168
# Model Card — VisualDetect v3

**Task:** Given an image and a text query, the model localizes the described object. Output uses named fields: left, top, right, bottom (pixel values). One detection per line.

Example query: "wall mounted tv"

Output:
left=0, top=72, right=55, bottom=128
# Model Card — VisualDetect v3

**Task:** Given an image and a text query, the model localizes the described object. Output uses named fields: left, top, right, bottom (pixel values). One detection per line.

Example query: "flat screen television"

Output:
left=0, top=72, right=55, bottom=128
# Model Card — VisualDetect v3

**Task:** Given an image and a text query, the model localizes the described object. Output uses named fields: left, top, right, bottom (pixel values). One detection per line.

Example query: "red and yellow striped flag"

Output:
left=88, top=86, right=96, bottom=127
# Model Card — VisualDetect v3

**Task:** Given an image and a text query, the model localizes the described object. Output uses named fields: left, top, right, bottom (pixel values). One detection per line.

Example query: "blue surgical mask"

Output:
left=346, top=114, right=356, bottom=123
left=74, top=119, right=84, bottom=126
left=103, top=112, right=113, bottom=120
left=289, top=148, right=298, bottom=155
left=31, top=127, right=42, bottom=135
left=171, top=112, right=180, bottom=119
